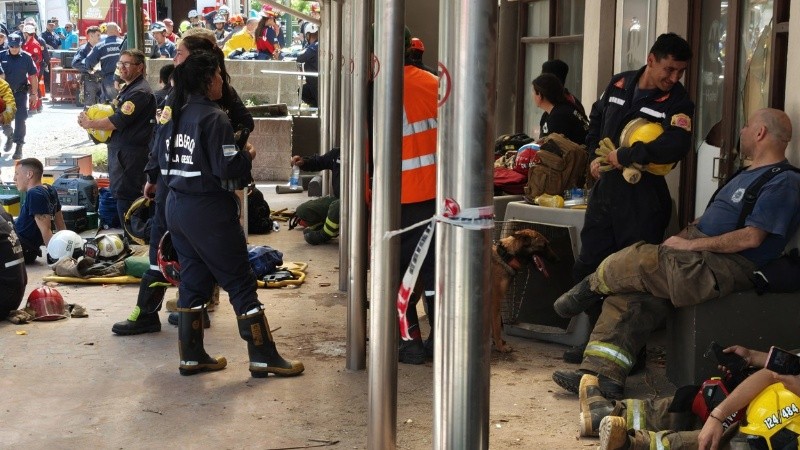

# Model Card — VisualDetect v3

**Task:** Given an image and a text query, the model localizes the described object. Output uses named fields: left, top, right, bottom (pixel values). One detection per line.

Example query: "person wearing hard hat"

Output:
left=187, top=9, right=201, bottom=27
left=254, top=5, right=283, bottom=60
left=149, top=22, right=176, bottom=58
left=0, top=34, right=38, bottom=159
left=551, top=32, right=696, bottom=368
left=296, top=22, right=318, bottom=107
left=77, top=49, right=156, bottom=232
left=222, top=17, right=258, bottom=57
left=212, top=14, right=229, bottom=44
left=407, top=37, right=436, bottom=75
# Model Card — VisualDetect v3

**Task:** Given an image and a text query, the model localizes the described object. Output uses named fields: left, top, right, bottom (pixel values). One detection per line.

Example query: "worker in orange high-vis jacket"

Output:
left=397, top=28, right=439, bottom=365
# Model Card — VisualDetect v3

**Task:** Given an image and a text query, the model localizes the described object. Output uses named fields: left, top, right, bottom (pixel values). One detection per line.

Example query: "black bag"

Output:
left=752, top=248, right=800, bottom=294
left=247, top=185, right=275, bottom=234
left=494, top=133, right=533, bottom=159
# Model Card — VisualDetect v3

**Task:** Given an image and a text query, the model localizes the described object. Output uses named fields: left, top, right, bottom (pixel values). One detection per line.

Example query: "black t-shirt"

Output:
left=539, top=102, right=589, bottom=144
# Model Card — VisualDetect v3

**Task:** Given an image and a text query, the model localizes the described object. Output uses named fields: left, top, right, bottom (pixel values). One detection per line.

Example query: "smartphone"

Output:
left=705, top=341, right=748, bottom=374
left=766, top=346, right=800, bottom=375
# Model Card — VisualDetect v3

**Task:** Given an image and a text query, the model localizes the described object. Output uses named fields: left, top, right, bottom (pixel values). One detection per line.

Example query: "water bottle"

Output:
left=534, top=194, right=565, bottom=208
left=289, top=164, right=301, bottom=188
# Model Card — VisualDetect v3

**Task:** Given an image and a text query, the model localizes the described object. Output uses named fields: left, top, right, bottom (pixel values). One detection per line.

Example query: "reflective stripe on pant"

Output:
left=580, top=293, right=670, bottom=385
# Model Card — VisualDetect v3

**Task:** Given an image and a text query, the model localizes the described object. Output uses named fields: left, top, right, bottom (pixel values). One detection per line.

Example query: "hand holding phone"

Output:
left=766, top=346, right=800, bottom=375
left=706, top=341, right=748, bottom=374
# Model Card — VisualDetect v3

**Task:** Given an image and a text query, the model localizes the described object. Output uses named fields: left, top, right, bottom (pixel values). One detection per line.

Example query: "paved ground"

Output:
left=0, top=98, right=678, bottom=449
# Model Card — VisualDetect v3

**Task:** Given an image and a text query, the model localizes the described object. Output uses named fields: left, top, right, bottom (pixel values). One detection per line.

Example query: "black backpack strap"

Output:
left=735, top=162, right=800, bottom=229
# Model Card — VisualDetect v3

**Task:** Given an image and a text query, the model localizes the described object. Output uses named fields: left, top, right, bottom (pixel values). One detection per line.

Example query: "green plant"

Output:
left=90, top=145, right=109, bottom=172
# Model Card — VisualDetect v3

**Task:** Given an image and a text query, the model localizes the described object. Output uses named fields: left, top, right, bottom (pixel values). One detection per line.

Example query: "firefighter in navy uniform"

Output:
left=557, top=33, right=695, bottom=365
left=77, top=49, right=155, bottom=231
left=110, top=35, right=254, bottom=336
left=83, top=22, right=123, bottom=102
left=157, top=51, right=302, bottom=377
left=0, top=34, right=38, bottom=159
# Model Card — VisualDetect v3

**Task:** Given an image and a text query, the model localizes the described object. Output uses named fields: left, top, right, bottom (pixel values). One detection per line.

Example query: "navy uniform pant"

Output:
left=2, top=91, right=30, bottom=145
left=166, top=190, right=259, bottom=315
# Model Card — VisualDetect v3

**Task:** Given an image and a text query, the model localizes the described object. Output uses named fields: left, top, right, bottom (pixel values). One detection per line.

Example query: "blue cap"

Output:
left=8, top=34, right=22, bottom=47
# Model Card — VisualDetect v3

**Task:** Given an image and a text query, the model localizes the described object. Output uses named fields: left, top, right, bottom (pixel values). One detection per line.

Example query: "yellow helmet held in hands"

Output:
left=85, top=103, right=114, bottom=143
left=619, top=117, right=673, bottom=176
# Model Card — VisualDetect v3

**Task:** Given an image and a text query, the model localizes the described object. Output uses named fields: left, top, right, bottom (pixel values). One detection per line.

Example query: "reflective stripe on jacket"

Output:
left=401, top=65, right=438, bottom=204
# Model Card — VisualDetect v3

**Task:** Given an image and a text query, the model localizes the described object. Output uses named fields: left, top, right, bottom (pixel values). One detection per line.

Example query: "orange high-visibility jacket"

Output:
left=401, top=65, right=438, bottom=204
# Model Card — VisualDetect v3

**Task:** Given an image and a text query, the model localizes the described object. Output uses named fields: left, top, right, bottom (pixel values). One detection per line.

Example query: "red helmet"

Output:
left=310, top=2, right=320, bottom=13
left=410, top=37, right=424, bottom=52
left=157, top=231, right=181, bottom=286
left=26, top=287, right=67, bottom=321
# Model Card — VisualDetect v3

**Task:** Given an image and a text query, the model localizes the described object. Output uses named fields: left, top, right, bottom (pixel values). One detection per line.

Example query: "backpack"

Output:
left=247, top=185, right=275, bottom=234
left=247, top=245, right=283, bottom=278
left=523, top=133, right=588, bottom=203
left=494, top=133, right=534, bottom=159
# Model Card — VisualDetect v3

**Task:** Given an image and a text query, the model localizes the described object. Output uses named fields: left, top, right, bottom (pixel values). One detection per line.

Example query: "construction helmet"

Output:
left=99, top=22, right=107, bottom=34
left=47, top=230, right=85, bottom=262
left=123, top=197, right=153, bottom=245
left=305, top=23, right=319, bottom=34
left=85, top=103, right=115, bottom=143
left=740, top=382, right=800, bottom=450
left=229, top=14, right=245, bottom=27
left=310, top=2, right=320, bottom=13
left=410, top=37, right=425, bottom=52
left=157, top=231, right=181, bottom=286
left=26, top=287, right=68, bottom=321
left=188, top=9, right=199, bottom=19
left=94, top=234, right=129, bottom=261
left=213, top=14, right=227, bottom=24
left=179, top=20, right=191, bottom=33
left=150, top=21, right=166, bottom=33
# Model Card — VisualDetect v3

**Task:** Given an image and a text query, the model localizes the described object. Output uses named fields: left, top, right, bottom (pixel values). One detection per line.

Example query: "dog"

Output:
left=491, top=228, right=558, bottom=352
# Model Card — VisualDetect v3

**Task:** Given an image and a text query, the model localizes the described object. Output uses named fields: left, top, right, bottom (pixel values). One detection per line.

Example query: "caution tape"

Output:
left=392, top=198, right=494, bottom=340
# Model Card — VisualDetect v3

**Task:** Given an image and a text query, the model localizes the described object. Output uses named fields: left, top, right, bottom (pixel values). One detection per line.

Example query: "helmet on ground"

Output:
left=213, top=14, right=226, bottom=24
left=619, top=117, right=664, bottom=147
left=410, top=37, right=424, bottom=52
left=26, top=287, right=68, bottom=321
left=85, top=103, right=115, bottom=143
left=150, top=21, right=166, bottom=33
left=305, top=23, right=319, bottom=34
left=87, top=233, right=128, bottom=261
left=123, top=197, right=153, bottom=245
left=47, top=230, right=85, bottom=262
left=158, top=231, right=181, bottom=286
left=740, top=382, right=800, bottom=450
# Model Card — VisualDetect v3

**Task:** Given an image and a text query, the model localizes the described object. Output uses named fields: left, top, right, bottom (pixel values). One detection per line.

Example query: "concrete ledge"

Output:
left=667, top=290, right=800, bottom=386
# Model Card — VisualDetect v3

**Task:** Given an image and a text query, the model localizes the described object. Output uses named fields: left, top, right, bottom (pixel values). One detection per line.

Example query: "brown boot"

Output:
left=598, top=416, right=629, bottom=450
left=237, top=307, right=304, bottom=378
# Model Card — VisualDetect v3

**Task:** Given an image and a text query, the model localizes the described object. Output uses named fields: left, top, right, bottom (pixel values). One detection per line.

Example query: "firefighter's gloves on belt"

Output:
left=594, top=138, right=642, bottom=184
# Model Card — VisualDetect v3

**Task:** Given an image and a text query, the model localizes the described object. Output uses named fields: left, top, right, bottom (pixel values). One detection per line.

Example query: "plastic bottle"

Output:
left=289, top=164, right=301, bottom=188
left=534, top=194, right=565, bottom=208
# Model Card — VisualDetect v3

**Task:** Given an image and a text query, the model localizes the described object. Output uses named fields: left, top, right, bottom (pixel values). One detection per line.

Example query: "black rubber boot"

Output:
left=237, top=308, right=304, bottom=378
left=111, top=272, right=166, bottom=335
left=168, top=308, right=210, bottom=328
left=178, top=308, right=227, bottom=376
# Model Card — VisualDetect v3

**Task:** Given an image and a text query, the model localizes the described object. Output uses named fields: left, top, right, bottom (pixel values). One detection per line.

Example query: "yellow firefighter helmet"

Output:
left=739, top=382, right=800, bottom=450
left=85, top=103, right=115, bottom=143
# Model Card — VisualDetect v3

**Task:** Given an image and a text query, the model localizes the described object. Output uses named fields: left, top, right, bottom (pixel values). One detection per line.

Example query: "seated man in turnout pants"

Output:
left=291, top=147, right=340, bottom=245
left=581, top=345, right=800, bottom=450
left=551, top=108, right=800, bottom=400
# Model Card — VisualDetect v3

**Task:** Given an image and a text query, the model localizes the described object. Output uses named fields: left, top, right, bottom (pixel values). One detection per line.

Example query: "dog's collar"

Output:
left=496, top=243, right=522, bottom=272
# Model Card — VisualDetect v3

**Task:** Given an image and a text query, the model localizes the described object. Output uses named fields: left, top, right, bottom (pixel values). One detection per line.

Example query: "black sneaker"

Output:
left=553, top=275, right=600, bottom=318
left=111, top=307, right=161, bottom=335
left=399, top=339, right=425, bottom=365
left=552, top=369, right=624, bottom=400
left=579, top=374, right=616, bottom=437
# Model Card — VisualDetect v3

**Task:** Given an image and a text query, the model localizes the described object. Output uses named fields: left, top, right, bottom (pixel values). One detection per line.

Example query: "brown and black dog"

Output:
left=491, top=229, right=558, bottom=352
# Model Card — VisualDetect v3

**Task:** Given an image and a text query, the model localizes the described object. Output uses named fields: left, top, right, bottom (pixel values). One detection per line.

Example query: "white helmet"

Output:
left=305, top=23, right=319, bottom=34
left=94, top=234, right=128, bottom=260
left=47, top=230, right=85, bottom=262
left=188, top=9, right=199, bottom=18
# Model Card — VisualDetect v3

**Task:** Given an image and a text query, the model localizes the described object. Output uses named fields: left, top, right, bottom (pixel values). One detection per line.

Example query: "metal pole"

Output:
left=434, top=0, right=497, bottom=448
left=329, top=0, right=342, bottom=149
left=368, top=0, right=404, bottom=447
left=338, top=0, right=352, bottom=293
left=127, top=0, right=144, bottom=51
left=345, top=0, right=369, bottom=371
left=319, top=0, right=331, bottom=186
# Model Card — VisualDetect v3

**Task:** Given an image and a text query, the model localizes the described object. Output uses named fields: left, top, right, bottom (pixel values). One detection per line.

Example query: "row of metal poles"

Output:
left=318, top=1, right=498, bottom=448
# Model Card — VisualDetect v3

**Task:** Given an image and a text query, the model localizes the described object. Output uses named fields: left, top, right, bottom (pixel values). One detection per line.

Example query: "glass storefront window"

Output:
left=620, top=0, right=656, bottom=71
left=737, top=0, right=773, bottom=135
left=695, top=1, right=728, bottom=147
